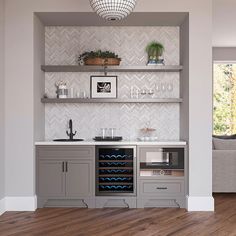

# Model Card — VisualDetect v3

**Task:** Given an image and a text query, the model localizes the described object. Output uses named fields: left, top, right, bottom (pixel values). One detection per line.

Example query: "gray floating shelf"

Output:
left=41, top=98, right=183, bottom=104
left=41, top=65, right=183, bottom=73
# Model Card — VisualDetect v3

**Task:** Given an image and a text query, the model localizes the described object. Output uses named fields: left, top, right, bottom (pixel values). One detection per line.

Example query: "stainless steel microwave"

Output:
left=139, top=147, right=184, bottom=170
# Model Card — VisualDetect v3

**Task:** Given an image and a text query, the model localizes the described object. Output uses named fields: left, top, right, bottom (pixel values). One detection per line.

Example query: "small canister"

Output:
left=55, top=81, right=68, bottom=98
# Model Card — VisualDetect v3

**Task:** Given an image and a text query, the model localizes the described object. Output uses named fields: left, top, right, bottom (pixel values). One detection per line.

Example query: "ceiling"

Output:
left=36, top=12, right=188, bottom=27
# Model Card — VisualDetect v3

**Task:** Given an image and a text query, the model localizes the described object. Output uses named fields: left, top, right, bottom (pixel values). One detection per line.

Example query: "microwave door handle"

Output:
left=165, top=152, right=170, bottom=163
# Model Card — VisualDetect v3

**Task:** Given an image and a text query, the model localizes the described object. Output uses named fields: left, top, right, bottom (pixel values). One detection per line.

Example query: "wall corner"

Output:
left=187, top=195, right=214, bottom=211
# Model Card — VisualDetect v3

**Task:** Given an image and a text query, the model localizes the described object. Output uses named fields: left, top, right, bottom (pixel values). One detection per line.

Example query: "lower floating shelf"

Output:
left=41, top=98, right=183, bottom=103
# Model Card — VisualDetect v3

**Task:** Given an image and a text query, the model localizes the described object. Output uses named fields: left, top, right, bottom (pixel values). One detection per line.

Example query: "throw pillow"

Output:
left=213, top=137, right=236, bottom=150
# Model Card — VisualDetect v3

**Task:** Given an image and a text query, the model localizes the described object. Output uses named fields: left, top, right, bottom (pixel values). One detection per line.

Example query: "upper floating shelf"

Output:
left=41, top=65, right=183, bottom=73
left=41, top=98, right=183, bottom=104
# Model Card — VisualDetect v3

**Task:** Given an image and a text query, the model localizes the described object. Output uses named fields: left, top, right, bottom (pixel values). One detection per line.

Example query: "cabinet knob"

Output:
left=160, top=170, right=165, bottom=175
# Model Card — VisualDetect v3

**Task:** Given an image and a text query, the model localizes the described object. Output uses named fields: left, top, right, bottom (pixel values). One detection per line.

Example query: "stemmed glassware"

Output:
left=147, top=89, right=154, bottom=96
left=156, top=82, right=173, bottom=94
left=167, top=83, right=173, bottom=92
left=130, top=82, right=174, bottom=99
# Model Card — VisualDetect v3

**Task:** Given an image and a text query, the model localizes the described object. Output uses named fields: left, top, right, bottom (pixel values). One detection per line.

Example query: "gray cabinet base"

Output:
left=95, top=196, right=137, bottom=208
left=37, top=197, right=95, bottom=208
left=38, top=196, right=185, bottom=208
left=137, top=197, right=186, bottom=208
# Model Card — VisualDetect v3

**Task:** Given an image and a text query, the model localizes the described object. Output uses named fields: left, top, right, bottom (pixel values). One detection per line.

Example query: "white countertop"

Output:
left=35, top=140, right=187, bottom=146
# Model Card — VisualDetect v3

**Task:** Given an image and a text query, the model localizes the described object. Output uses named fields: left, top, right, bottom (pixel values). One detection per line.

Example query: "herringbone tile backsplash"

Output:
left=45, top=26, right=180, bottom=140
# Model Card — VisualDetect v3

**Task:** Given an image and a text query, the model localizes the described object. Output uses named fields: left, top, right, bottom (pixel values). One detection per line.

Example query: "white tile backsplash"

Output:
left=45, top=26, right=180, bottom=140
left=45, top=103, right=179, bottom=140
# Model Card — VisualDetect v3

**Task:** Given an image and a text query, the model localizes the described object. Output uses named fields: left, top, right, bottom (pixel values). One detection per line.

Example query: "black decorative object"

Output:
left=93, top=136, right=122, bottom=141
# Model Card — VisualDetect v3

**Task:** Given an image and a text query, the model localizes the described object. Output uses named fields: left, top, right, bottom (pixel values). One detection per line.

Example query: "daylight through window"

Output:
left=213, top=63, right=236, bottom=135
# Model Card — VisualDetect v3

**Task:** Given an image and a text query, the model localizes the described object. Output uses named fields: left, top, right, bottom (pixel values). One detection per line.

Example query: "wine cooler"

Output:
left=96, top=146, right=136, bottom=196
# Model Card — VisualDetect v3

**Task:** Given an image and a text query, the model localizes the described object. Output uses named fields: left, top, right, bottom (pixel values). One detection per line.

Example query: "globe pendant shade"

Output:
left=90, top=0, right=137, bottom=21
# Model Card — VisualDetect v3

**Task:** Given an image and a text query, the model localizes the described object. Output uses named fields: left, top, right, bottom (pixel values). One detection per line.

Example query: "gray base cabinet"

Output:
left=38, top=160, right=65, bottom=197
left=36, top=144, right=187, bottom=209
left=36, top=146, right=95, bottom=208
left=137, top=146, right=187, bottom=208
left=66, top=160, right=93, bottom=197
left=137, top=179, right=185, bottom=208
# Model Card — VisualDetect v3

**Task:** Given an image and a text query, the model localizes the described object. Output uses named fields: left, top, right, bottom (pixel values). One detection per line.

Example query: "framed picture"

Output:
left=90, top=76, right=117, bottom=98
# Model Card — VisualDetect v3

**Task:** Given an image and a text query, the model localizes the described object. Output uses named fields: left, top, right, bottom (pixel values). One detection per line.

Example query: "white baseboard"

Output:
left=0, top=198, right=5, bottom=215
left=1, top=195, right=214, bottom=212
left=187, top=195, right=214, bottom=211
left=5, top=196, right=37, bottom=211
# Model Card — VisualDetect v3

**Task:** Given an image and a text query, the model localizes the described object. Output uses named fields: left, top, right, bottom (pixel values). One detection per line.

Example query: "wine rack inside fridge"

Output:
left=96, top=146, right=136, bottom=196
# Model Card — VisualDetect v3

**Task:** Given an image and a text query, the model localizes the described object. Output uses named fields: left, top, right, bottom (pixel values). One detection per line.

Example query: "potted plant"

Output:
left=78, top=50, right=121, bottom=66
left=145, top=41, right=165, bottom=65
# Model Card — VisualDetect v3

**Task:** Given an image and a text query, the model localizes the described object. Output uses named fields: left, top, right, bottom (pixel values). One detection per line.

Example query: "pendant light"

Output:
left=90, top=0, right=137, bottom=21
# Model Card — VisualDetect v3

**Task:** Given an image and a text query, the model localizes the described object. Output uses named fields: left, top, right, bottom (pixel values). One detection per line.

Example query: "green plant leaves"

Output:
left=145, top=41, right=164, bottom=58
left=78, top=50, right=121, bottom=60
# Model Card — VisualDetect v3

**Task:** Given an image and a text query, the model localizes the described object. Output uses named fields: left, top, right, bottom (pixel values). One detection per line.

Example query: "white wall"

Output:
left=33, top=15, right=45, bottom=196
left=213, top=0, right=236, bottom=46
left=0, top=0, right=5, bottom=205
left=4, top=0, right=213, bottom=211
left=185, top=2, right=213, bottom=211
left=180, top=18, right=189, bottom=143
left=213, top=47, right=236, bottom=61
left=180, top=17, right=189, bottom=196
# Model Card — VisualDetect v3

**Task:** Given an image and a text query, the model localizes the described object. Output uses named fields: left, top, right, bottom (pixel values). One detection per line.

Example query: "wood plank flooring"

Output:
left=0, top=194, right=236, bottom=236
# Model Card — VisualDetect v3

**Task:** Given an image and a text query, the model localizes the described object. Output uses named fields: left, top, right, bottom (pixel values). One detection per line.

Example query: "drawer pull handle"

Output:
left=65, top=162, right=68, bottom=172
left=156, top=187, right=167, bottom=190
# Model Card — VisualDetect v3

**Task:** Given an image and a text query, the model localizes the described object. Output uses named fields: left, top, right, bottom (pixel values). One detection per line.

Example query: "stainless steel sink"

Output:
left=53, top=139, right=84, bottom=142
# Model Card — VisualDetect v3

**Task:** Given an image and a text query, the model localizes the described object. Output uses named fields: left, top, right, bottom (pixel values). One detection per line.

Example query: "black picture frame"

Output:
left=90, top=75, right=118, bottom=99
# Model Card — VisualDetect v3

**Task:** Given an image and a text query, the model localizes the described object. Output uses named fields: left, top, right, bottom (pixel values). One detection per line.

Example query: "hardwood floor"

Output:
left=0, top=194, right=236, bottom=236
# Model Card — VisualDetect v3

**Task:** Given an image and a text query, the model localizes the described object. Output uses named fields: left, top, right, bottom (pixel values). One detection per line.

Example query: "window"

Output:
left=213, top=63, right=236, bottom=135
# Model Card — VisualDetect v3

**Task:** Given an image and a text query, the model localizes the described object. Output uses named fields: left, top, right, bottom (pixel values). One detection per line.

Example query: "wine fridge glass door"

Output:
left=96, top=146, right=136, bottom=196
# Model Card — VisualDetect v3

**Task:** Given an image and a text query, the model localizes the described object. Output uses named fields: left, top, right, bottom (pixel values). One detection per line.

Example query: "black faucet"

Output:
left=66, top=119, right=77, bottom=140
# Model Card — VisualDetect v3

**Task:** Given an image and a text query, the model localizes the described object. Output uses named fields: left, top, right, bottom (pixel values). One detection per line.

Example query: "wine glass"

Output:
left=147, top=89, right=154, bottom=98
left=161, top=83, right=166, bottom=92
left=155, top=83, right=161, bottom=92
left=167, top=83, right=173, bottom=92
left=140, top=89, right=146, bottom=95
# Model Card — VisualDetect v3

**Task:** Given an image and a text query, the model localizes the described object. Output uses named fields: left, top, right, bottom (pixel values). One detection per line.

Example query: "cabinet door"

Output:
left=65, top=160, right=94, bottom=197
left=38, top=160, right=65, bottom=197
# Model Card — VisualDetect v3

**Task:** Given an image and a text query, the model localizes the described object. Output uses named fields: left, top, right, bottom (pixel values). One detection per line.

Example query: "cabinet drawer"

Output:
left=37, top=146, right=95, bottom=159
left=140, top=180, right=184, bottom=196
